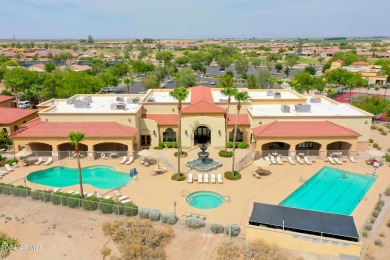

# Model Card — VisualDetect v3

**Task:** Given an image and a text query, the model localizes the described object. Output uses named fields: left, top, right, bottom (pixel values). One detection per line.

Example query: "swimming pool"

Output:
left=280, top=167, right=377, bottom=215
left=27, top=166, right=132, bottom=189
left=186, top=191, right=224, bottom=209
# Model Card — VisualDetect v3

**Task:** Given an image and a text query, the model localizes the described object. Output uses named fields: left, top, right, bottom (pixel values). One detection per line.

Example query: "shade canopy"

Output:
left=367, top=150, right=386, bottom=157
left=252, top=158, right=270, bottom=168
left=15, top=149, right=32, bottom=158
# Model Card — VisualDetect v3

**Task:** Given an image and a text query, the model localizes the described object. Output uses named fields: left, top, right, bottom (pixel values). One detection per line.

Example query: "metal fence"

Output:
left=326, top=150, right=350, bottom=157
left=235, top=150, right=255, bottom=171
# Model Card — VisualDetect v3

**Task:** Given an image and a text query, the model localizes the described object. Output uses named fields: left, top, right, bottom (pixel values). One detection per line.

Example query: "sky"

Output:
left=1, top=0, right=389, bottom=40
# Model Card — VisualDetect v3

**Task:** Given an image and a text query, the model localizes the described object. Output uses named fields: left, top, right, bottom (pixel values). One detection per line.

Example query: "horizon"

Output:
left=1, top=0, right=389, bottom=40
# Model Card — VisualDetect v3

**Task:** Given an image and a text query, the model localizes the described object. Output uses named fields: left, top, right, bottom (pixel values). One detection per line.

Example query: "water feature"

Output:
left=185, top=143, right=222, bottom=172
left=186, top=191, right=224, bottom=209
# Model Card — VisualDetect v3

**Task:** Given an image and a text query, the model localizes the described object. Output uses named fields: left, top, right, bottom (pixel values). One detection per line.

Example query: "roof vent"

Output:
left=133, top=97, right=140, bottom=104
left=274, top=92, right=281, bottom=98
left=281, top=105, right=290, bottom=113
left=294, top=104, right=311, bottom=113
left=219, top=98, right=228, bottom=102
left=147, top=97, right=155, bottom=102
left=82, top=96, right=92, bottom=104
left=126, top=97, right=133, bottom=104
left=310, top=98, right=321, bottom=103
left=267, top=90, right=273, bottom=96
left=74, top=99, right=89, bottom=108
left=116, top=96, right=124, bottom=102
left=67, top=97, right=75, bottom=104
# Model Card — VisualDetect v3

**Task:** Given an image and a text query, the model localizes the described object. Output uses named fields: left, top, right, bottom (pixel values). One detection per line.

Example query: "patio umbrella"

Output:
left=252, top=158, right=270, bottom=170
left=367, top=149, right=386, bottom=159
left=15, top=149, right=32, bottom=158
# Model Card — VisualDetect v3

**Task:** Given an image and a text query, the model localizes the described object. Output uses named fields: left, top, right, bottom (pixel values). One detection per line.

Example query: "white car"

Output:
left=18, top=101, right=31, bottom=109
left=139, top=92, right=146, bottom=95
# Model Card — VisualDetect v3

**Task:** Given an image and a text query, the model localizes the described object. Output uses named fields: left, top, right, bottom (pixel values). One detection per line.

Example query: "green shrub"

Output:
left=82, top=196, right=99, bottom=211
left=185, top=217, right=205, bottom=229
left=11, top=185, right=30, bottom=197
left=113, top=202, right=124, bottom=215
left=385, top=154, right=390, bottom=162
left=373, top=143, right=379, bottom=148
left=161, top=213, right=178, bottom=225
left=31, top=190, right=42, bottom=200
left=67, top=194, right=81, bottom=208
left=227, top=141, right=238, bottom=148
left=224, top=171, right=241, bottom=180
left=173, top=142, right=178, bottom=148
left=364, top=224, right=373, bottom=231
left=171, top=173, right=186, bottom=181
left=378, top=127, right=384, bottom=131
left=0, top=233, right=19, bottom=258
left=238, top=142, right=249, bottom=149
left=31, top=190, right=51, bottom=202
left=154, top=145, right=164, bottom=150
left=149, top=210, right=161, bottom=221
left=4, top=159, right=18, bottom=165
left=371, top=125, right=378, bottom=129
left=369, top=138, right=374, bottom=143
left=362, top=231, right=368, bottom=237
left=139, top=208, right=150, bottom=219
left=123, top=202, right=138, bottom=216
left=174, top=151, right=187, bottom=157
left=166, top=142, right=173, bottom=148
left=211, top=223, right=225, bottom=234
left=57, top=192, right=71, bottom=206
left=0, top=184, right=13, bottom=195
left=370, top=217, right=376, bottom=224
left=385, top=188, right=390, bottom=196
left=372, top=210, right=380, bottom=218
left=225, top=224, right=241, bottom=236
left=50, top=193, right=62, bottom=205
left=381, top=131, right=388, bottom=135
left=219, top=150, right=233, bottom=157
left=99, top=199, right=115, bottom=214
left=375, top=203, right=383, bottom=211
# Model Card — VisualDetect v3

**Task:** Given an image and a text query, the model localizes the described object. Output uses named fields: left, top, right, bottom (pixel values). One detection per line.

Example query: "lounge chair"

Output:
left=67, top=190, right=75, bottom=194
left=334, top=157, right=343, bottom=165
left=198, top=173, right=203, bottom=183
left=118, top=156, right=127, bottom=164
left=327, top=157, right=336, bottom=164
left=0, top=169, right=8, bottom=174
left=86, top=193, right=94, bottom=197
left=210, top=174, right=216, bottom=183
left=270, top=156, right=277, bottom=164
left=34, top=158, right=43, bottom=165
left=74, top=191, right=81, bottom=195
left=118, top=195, right=129, bottom=201
left=288, top=157, right=296, bottom=165
left=276, top=156, right=283, bottom=165
left=349, top=156, right=356, bottom=163
left=44, top=157, right=53, bottom=166
left=187, top=173, right=193, bottom=183
left=296, top=156, right=305, bottom=165
left=204, top=173, right=209, bottom=183
left=104, top=195, right=112, bottom=200
left=53, top=188, right=61, bottom=193
left=5, top=164, right=13, bottom=172
left=125, top=157, right=133, bottom=165
left=303, top=156, right=312, bottom=165
left=264, top=156, right=272, bottom=165
left=217, top=174, right=223, bottom=184
left=121, top=198, right=132, bottom=203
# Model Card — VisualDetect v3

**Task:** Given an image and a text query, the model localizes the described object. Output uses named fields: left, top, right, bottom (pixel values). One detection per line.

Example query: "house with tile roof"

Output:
left=0, top=107, right=38, bottom=135
left=0, top=95, right=15, bottom=108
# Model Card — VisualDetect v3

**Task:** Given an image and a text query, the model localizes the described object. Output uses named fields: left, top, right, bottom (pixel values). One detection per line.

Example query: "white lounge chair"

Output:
left=288, top=157, right=296, bottom=165
left=86, top=193, right=94, bottom=197
left=187, top=173, right=193, bottom=183
left=264, top=156, right=272, bottom=165
left=74, top=191, right=81, bottom=195
left=118, top=156, right=127, bottom=164
left=53, top=188, right=61, bottom=192
left=34, top=158, right=43, bottom=165
left=270, top=156, right=277, bottom=164
left=104, top=195, right=112, bottom=200
left=276, top=156, right=283, bottom=165
left=198, top=174, right=203, bottom=183
left=327, top=157, right=336, bottom=164
left=118, top=195, right=129, bottom=201
left=296, top=156, right=305, bottom=165
left=44, top=157, right=53, bottom=166
left=121, top=198, right=132, bottom=203
left=0, top=169, right=8, bottom=174
left=334, top=157, right=343, bottom=165
left=303, top=156, right=312, bottom=165
left=204, top=174, right=209, bottom=183
left=125, top=157, right=133, bottom=165
left=67, top=190, right=75, bottom=194
left=210, top=174, right=216, bottom=183
left=349, top=156, right=356, bottom=163
left=5, top=164, right=13, bottom=172
left=217, top=174, right=223, bottom=184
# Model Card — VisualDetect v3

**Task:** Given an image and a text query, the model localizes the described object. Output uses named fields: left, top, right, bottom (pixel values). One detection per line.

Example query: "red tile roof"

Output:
left=0, top=95, right=14, bottom=103
left=334, top=60, right=344, bottom=63
left=142, top=114, right=178, bottom=125
left=70, top=64, right=91, bottom=72
left=190, top=86, right=214, bottom=104
left=20, top=117, right=42, bottom=128
left=0, top=107, right=37, bottom=124
left=11, top=121, right=138, bottom=138
left=252, top=121, right=361, bottom=137
left=182, top=86, right=226, bottom=114
left=227, top=114, right=250, bottom=125
left=351, top=61, right=369, bottom=66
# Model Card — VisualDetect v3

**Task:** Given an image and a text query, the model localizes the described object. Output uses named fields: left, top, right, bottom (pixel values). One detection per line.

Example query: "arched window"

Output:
left=229, top=128, right=243, bottom=142
left=163, top=128, right=176, bottom=142
left=13, top=125, right=19, bottom=132
left=23, top=121, right=27, bottom=124
left=2, top=128, right=7, bottom=134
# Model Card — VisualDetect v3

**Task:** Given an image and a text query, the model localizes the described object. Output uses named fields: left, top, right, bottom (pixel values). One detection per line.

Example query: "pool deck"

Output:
left=1, top=147, right=389, bottom=233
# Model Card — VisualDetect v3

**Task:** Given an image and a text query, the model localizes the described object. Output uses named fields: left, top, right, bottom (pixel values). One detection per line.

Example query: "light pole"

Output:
left=174, top=201, right=177, bottom=217
left=23, top=178, right=26, bottom=187
left=378, top=193, right=382, bottom=205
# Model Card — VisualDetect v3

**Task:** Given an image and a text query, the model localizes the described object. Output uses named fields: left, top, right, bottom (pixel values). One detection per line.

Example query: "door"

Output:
left=194, top=126, right=211, bottom=145
left=141, top=135, right=151, bottom=146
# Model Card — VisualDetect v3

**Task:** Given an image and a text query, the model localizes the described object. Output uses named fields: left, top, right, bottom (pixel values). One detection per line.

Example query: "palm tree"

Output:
left=69, top=131, right=86, bottom=199
left=231, top=91, right=250, bottom=176
left=269, top=77, right=278, bottom=88
left=123, top=78, right=135, bottom=93
left=220, top=87, right=237, bottom=155
left=169, top=87, right=189, bottom=177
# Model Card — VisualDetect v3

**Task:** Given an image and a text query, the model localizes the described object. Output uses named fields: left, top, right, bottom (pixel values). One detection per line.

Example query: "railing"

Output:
left=261, top=150, right=289, bottom=157
left=22, top=151, right=53, bottom=158
left=235, top=150, right=255, bottom=171
left=93, top=151, right=127, bottom=160
left=58, top=151, right=88, bottom=160
left=326, top=150, right=350, bottom=157
left=295, top=150, right=320, bottom=157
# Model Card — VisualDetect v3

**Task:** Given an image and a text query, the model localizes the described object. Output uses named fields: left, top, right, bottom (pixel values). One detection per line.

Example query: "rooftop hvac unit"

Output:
left=310, top=98, right=321, bottom=103
left=74, top=100, right=88, bottom=108
left=147, top=97, right=155, bottom=102
left=116, top=96, right=124, bottom=102
left=133, top=97, right=140, bottom=104
left=281, top=105, right=290, bottom=113
left=219, top=98, right=228, bottom=102
left=294, top=104, right=311, bottom=113
left=110, top=103, right=117, bottom=110
left=274, top=92, right=281, bottom=98
left=66, top=97, right=75, bottom=104
left=82, top=96, right=92, bottom=104
left=126, top=97, right=133, bottom=104
left=267, top=90, right=274, bottom=96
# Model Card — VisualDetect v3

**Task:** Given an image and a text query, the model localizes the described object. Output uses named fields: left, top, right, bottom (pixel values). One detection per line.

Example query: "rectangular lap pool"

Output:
left=280, top=166, right=377, bottom=215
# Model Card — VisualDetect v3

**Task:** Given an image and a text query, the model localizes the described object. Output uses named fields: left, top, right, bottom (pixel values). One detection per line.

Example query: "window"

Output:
left=163, top=128, right=176, bottom=142
left=269, top=142, right=285, bottom=149
left=2, top=128, right=7, bottom=134
left=140, top=135, right=151, bottom=146
left=298, top=142, right=313, bottom=149
left=13, top=125, right=19, bottom=132
left=229, top=128, right=243, bottom=142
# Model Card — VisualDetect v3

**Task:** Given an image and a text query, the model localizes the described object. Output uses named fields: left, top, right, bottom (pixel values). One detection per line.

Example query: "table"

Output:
left=271, top=152, right=279, bottom=156
left=298, top=153, right=305, bottom=157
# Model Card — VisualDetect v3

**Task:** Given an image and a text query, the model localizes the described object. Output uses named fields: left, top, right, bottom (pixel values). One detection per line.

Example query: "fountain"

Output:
left=185, top=143, right=223, bottom=172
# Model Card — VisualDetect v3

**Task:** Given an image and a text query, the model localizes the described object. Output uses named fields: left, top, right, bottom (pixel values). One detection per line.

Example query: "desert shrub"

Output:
left=216, top=240, right=240, bottom=260
left=379, top=232, right=385, bottom=237
left=387, top=219, right=390, bottom=228
left=171, top=173, right=186, bottom=181
left=224, top=171, right=241, bottom=180
left=373, top=143, right=379, bottom=148
left=166, top=142, right=173, bottom=148
left=99, top=199, right=115, bottom=214
left=369, top=138, right=374, bottom=143
left=372, top=210, right=379, bottom=218
left=238, top=142, right=249, bottom=149
left=371, top=125, right=378, bottom=129
left=364, top=224, right=373, bottom=231
left=50, top=193, right=62, bottom=205
left=149, top=210, right=161, bottom=221
left=377, top=146, right=382, bottom=150
left=174, top=151, right=187, bottom=157
left=219, top=150, right=233, bottom=157
left=123, top=202, right=138, bottom=216
left=241, top=239, right=286, bottom=260
left=374, top=239, right=383, bottom=247
left=0, top=232, right=19, bottom=258
left=211, top=223, right=225, bottom=234
left=159, top=142, right=164, bottom=147
left=379, top=200, right=385, bottom=206
left=385, top=188, right=390, bottom=196
left=381, top=131, right=388, bottom=135
left=0, top=184, right=13, bottom=195
left=112, top=202, right=124, bottom=215
left=102, top=218, right=174, bottom=260
left=82, top=196, right=99, bottom=211
left=139, top=208, right=150, bottom=219
left=185, top=217, right=205, bottom=229
left=67, top=194, right=81, bottom=208
left=375, top=203, right=383, bottom=211
left=362, top=231, right=368, bottom=237
left=161, top=213, right=178, bottom=225
left=370, top=217, right=376, bottom=224
left=225, top=224, right=241, bottom=236
left=378, top=127, right=384, bottom=131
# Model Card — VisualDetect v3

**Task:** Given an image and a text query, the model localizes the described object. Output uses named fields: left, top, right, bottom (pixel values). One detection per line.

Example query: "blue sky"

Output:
left=1, top=0, right=389, bottom=39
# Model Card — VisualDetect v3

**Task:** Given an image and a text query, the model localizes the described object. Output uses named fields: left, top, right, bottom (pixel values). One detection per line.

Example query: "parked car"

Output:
left=210, top=82, right=216, bottom=85
left=18, top=101, right=31, bottom=109
left=139, top=92, right=146, bottom=94
left=98, top=88, right=112, bottom=94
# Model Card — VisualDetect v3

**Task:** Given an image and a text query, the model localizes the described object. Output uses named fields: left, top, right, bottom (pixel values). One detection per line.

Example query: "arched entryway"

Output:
left=295, top=141, right=322, bottom=156
left=326, top=141, right=352, bottom=157
left=261, top=142, right=291, bottom=157
left=93, top=142, right=128, bottom=159
left=58, top=142, right=88, bottom=159
left=28, top=142, right=53, bottom=151
left=194, top=126, right=211, bottom=145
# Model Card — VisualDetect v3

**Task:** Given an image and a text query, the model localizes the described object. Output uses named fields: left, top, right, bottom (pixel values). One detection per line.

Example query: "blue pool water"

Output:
left=27, top=166, right=132, bottom=189
left=280, top=167, right=377, bottom=215
left=187, top=191, right=224, bottom=209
